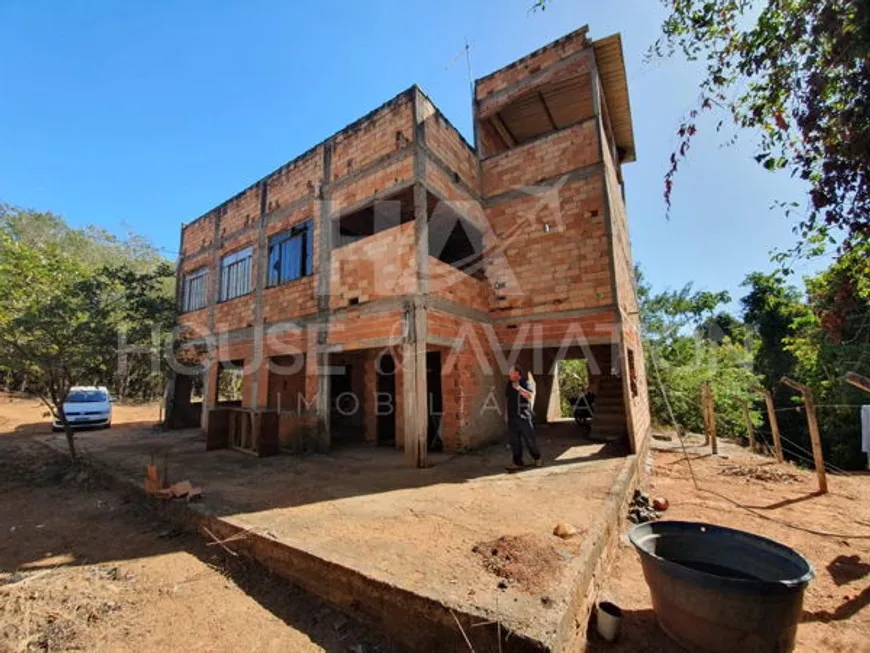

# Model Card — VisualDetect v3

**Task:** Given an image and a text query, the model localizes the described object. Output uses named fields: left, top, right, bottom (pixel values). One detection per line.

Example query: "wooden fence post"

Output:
left=700, top=384, right=710, bottom=446
left=781, top=377, right=828, bottom=494
left=702, top=381, right=718, bottom=455
left=740, top=399, right=757, bottom=454
left=845, top=372, right=870, bottom=394
left=753, top=387, right=783, bottom=463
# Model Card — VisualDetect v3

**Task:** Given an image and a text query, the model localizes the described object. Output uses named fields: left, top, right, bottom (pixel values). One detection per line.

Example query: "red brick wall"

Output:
left=263, top=276, right=317, bottom=324
left=476, top=28, right=591, bottom=103
left=428, top=310, right=504, bottom=450
left=601, top=121, right=638, bottom=316
left=332, top=98, right=414, bottom=184
left=266, top=147, right=323, bottom=211
left=177, top=308, right=209, bottom=331
left=484, top=175, right=613, bottom=318
left=598, top=117, right=650, bottom=452
left=329, top=222, right=417, bottom=310
left=428, top=257, right=493, bottom=313
left=263, top=324, right=309, bottom=359
left=267, top=356, right=307, bottom=411
left=181, top=213, right=215, bottom=256
left=214, top=293, right=255, bottom=333
left=620, top=317, right=650, bottom=453
left=420, top=97, right=479, bottom=193
left=492, top=311, right=618, bottom=350
left=179, top=250, right=211, bottom=277
left=362, top=351, right=378, bottom=443
left=481, top=120, right=598, bottom=198
left=424, top=158, right=479, bottom=205
left=395, top=349, right=406, bottom=450
left=327, top=308, right=405, bottom=349
left=331, top=156, right=414, bottom=211
left=217, top=186, right=260, bottom=240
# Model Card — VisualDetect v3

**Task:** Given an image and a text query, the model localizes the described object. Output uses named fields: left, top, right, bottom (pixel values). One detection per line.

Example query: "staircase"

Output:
left=590, top=375, right=628, bottom=443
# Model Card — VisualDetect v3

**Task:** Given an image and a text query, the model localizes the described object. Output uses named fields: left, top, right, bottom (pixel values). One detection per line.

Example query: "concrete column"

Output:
left=314, top=142, right=334, bottom=453
left=249, top=181, right=269, bottom=409
left=403, top=93, right=431, bottom=468
left=200, top=359, right=218, bottom=434
left=316, top=349, right=330, bottom=453
left=546, top=366, right=563, bottom=421
left=402, top=299, right=428, bottom=466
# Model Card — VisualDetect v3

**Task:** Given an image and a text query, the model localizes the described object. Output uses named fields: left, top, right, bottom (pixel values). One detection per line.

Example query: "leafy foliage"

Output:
left=557, top=359, right=589, bottom=416
left=653, top=0, right=870, bottom=255
left=0, top=206, right=176, bottom=458
left=780, top=243, right=870, bottom=468
left=638, top=269, right=761, bottom=437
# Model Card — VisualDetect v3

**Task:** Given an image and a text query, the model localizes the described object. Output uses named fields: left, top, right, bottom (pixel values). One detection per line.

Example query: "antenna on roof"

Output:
left=445, top=37, right=474, bottom=97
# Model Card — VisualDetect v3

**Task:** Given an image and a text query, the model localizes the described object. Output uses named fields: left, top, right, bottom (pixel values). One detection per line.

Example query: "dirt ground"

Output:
left=34, top=408, right=630, bottom=648
left=0, top=395, right=393, bottom=653
left=6, top=394, right=870, bottom=652
left=590, top=435, right=870, bottom=653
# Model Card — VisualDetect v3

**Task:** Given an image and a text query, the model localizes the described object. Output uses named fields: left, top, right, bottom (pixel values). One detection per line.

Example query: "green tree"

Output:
left=558, top=359, right=589, bottom=416
left=0, top=203, right=167, bottom=273
left=0, top=204, right=177, bottom=404
left=638, top=269, right=760, bottom=436
left=0, top=234, right=118, bottom=458
left=739, top=259, right=869, bottom=470
left=0, top=206, right=178, bottom=458
left=784, top=243, right=870, bottom=468
left=741, top=272, right=810, bottom=389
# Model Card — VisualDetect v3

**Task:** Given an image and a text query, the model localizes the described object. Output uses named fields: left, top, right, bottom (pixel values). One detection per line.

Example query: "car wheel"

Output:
left=51, top=425, right=63, bottom=433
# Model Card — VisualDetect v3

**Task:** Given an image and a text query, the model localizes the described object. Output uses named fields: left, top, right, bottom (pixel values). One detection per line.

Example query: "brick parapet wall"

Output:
left=331, top=98, right=414, bottom=185
left=418, top=95, right=479, bottom=194
left=481, top=120, right=599, bottom=198
left=329, top=222, right=417, bottom=311
left=476, top=31, right=592, bottom=111
left=265, top=147, right=323, bottom=215
left=492, top=311, right=619, bottom=351
left=427, top=258, right=493, bottom=314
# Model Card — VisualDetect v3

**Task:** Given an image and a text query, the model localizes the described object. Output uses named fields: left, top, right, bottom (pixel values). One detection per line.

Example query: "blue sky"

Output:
left=0, top=1, right=825, bottom=310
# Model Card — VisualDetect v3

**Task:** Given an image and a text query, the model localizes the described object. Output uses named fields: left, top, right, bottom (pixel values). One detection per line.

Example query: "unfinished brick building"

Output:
left=170, top=25, right=651, bottom=466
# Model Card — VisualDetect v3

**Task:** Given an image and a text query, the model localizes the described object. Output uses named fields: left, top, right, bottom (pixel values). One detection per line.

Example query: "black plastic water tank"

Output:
left=629, top=521, right=814, bottom=652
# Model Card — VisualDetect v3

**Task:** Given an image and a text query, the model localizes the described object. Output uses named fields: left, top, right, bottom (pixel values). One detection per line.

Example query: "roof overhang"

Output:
left=593, top=34, right=637, bottom=163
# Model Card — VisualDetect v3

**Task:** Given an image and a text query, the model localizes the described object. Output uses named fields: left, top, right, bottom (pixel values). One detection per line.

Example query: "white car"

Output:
left=52, top=386, right=113, bottom=431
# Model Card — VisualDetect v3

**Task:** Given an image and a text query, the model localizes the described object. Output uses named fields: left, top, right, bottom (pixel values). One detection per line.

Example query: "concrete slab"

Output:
left=41, top=422, right=642, bottom=652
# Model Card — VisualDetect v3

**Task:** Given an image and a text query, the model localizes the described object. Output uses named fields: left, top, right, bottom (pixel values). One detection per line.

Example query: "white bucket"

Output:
left=596, top=601, right=623, bottom=643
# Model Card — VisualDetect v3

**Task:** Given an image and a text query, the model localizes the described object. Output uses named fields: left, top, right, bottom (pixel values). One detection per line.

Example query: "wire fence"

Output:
left=753, top=425, right=854, bottom=476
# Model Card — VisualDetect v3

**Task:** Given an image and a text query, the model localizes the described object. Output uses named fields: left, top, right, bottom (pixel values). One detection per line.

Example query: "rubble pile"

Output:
left=718, top=463, right=799, bottom=484
left=627, top=490, right=661, bottom=524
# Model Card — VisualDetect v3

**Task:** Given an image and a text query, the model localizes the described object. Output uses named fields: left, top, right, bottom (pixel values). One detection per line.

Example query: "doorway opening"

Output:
left=376, top=352, right=397, bottom=446
left=426, top=351, right=444, bottom=451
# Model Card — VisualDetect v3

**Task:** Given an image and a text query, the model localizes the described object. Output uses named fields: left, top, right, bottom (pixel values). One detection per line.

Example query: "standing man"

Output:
left=505, top=364, right=542, bottom=470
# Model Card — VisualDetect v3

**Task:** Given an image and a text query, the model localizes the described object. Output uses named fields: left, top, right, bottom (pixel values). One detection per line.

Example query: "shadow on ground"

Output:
left=585, top=607, right=677, bottom=652
left=0, top=435, right=396, bottom=652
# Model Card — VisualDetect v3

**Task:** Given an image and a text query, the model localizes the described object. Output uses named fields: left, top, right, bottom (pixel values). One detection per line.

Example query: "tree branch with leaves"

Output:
left=652, top=0, right=870, bottom=257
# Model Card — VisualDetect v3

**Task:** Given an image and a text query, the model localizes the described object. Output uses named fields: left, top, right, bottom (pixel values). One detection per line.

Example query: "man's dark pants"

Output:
left=508, top=415, right=540, bottom=466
